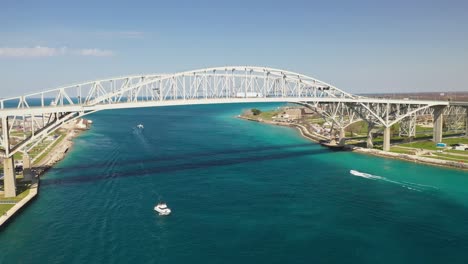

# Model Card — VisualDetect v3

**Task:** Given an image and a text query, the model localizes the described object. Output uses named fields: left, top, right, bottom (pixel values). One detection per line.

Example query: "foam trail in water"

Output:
left=350, top=170, right=383, bottom=180
left=401, top=181, right=439, bottom=190
left=132, top=126, right=153, bottom=154
left=350, top=170, right=435, bottom=192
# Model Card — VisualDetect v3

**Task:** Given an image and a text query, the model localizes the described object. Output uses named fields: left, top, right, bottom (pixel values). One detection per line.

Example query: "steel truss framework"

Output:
left=0, top=66, right=464, bottom=158
left=301, top=102, right=466, bottom=139
left=397, top=106, right=468, bottom=137
left=399, top=114, right=418, bottom=137
left=444, top=106, right=467, bottom=132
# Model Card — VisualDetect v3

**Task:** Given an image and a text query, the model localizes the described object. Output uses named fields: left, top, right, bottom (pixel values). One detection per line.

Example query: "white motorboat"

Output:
left=154, top=203, right=171, bottom=215
left=137, top=124, right=144, bottom=129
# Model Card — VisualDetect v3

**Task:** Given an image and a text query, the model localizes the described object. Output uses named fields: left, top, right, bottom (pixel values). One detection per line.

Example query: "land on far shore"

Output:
left=239, top=105, right=468, bottom=170
left=363, top=91, right=468, bottom=102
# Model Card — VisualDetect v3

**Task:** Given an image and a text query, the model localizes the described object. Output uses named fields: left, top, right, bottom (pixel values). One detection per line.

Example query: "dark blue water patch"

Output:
left=42, top=148, right=330, bottom=187
left=52, top=143, right=315, bottom=172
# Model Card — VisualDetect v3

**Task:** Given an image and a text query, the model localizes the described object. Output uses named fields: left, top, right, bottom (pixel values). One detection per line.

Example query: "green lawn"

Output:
left=390, top=147, right=415, bottom=154
left=257, top=111, right=279, bottom=121
left=435, top=152, right=467, bottom=160
left=0, top=204, right=14, bottom=215
left=400, top=137, right=468, bottom=150
left=25, top=132, right=65, bottom=161
left=442, top=137, right=468, bottom=145
left=447, top=149, right=468, bottom=154
left=33, top=134, right=66, bottom=165
left=423, top=154, right=467, bottom=163
left=0, top=186, right=31, bottom=215
left=400, top=140, right=439, bottom=150
left=13, top=152, right=23, bottom=161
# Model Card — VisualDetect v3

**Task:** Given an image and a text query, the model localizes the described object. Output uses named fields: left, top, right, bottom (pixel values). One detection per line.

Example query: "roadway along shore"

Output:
left=237, top=115, right=468, bottom=171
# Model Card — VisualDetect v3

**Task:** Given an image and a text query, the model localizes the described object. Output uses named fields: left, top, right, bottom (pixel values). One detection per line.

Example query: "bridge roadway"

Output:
left=0, top=66, right=467, bottom=197
left=0, top=97, right=452, bottom=116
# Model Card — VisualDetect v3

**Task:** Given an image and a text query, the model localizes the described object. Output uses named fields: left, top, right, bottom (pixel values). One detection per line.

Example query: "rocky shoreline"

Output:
left=32, top=120, right=89, bottom=177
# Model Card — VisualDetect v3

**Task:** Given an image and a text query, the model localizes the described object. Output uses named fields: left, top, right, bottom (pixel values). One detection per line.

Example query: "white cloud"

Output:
left=0, top=46, right=114, bottom=58
left=0, top=46, right=66, bottom=57
left=76, top=48, right=114, bottom=57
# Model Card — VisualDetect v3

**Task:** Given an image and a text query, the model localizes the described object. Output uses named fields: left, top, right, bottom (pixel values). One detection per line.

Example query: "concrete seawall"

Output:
left=0, top=178, right=39, bottom=230
left=354, top=148, right=468, bottom=170
left=0, top=120, right=89, bottom=230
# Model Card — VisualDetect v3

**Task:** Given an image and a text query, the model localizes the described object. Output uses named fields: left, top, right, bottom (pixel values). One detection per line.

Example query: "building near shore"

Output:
left=274, top=107, right=302, bottom=120
left=75, top=119, right=92, bottom=130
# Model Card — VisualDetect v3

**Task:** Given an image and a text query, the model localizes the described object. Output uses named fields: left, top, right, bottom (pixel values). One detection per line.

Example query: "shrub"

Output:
left=251, top=109, right=262, bottom=115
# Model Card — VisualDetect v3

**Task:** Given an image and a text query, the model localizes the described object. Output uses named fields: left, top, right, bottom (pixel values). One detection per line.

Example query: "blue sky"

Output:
left=1, top=0, right=467, bottom=96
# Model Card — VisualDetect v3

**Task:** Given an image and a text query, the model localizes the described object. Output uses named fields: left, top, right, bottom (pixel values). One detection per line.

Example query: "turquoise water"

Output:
left=1, top=103, right=468, bottom=263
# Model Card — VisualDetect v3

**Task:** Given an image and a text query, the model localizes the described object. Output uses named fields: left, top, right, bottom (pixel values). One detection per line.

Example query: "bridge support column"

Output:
left=3, top=157, right=16, bottom=198
left=432, top=106, right=445, bottom=143
left=23, top=154, right=33, bottom=181
left=383, top=126, right=391, bottom=152
left=465, top=108, right=468, bottom=138
left=366, top=123, right=374, bottom=149
left=338, top=127, right=346, bottom=146
left=339, top=127, right=346, bottom=140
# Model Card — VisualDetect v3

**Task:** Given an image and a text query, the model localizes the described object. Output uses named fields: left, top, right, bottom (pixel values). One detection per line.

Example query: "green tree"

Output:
left=251, top=109, right=262, bottom=116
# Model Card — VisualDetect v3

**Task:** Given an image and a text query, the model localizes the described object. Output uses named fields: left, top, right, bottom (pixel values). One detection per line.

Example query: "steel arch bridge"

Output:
left=1, top=66, right=467, bottom=197
left=0, top=66, right=464, bottom=159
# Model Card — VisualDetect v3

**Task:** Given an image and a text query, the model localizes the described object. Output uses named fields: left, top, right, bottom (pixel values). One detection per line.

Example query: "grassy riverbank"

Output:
left=0, top=120, right=88, bottom=225
left=0, top=182, right=31, bottom=215
left=241, top=107, right=468, bottom=169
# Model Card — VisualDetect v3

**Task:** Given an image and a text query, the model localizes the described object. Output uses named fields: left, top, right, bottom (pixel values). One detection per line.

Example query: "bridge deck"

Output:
left=0, top=97, right=450, bottom=117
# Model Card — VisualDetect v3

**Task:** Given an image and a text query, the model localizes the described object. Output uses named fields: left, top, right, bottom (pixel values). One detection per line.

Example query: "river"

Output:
left=1, top=103, right=468, bottom=263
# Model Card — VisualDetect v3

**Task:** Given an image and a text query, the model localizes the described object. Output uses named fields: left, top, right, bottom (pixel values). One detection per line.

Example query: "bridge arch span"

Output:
left=0, top=65, right=463, bottom=197
left=0, top=65, right=455, bottom=165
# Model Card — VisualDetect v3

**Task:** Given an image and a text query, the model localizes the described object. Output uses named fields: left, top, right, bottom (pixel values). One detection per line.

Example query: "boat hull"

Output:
left=154, top=206, right=171, bottom=215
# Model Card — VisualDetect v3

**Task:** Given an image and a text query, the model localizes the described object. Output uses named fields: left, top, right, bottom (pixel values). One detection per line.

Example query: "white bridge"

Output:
left=0, top=66, right=467, bottom=197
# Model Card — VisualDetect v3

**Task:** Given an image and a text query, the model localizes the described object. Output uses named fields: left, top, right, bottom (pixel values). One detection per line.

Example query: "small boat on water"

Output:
left=154, top=203, right=171, bottom=215
left=137, top=124, right=144, bottom=129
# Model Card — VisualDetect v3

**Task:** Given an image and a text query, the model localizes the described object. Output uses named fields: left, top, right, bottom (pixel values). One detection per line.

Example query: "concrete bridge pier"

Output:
left=3, top=157, right=17, bottom=198
left=338, top=127, right=346, bottom=145
left=432, top=106, right=445, bottom=143
left=366, top=122, right=375, bottom=149
left=339, top=127, right=346, bottom=139
left=23, top=154, right=33, bottom=181
left=465, top=108, right=468, bottom=138
left=383, top=126, right=391, bottom=152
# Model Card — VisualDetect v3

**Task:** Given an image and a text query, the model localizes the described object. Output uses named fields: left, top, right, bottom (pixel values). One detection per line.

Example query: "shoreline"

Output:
left=1, top=113, right=466, bottom=229
left=237, top=115, right=329, bottom=142
left=237, top=115, right=468, bottom=171
left=0, top=121, right=88, bottom=229
left=0, top=178, right=39, bottom=229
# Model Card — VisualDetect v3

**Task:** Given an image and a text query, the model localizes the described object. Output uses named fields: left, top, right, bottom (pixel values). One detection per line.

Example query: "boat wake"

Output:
left=350, top=170, right=437, bottom=192
left=132, top=126, right=154, bottom=154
